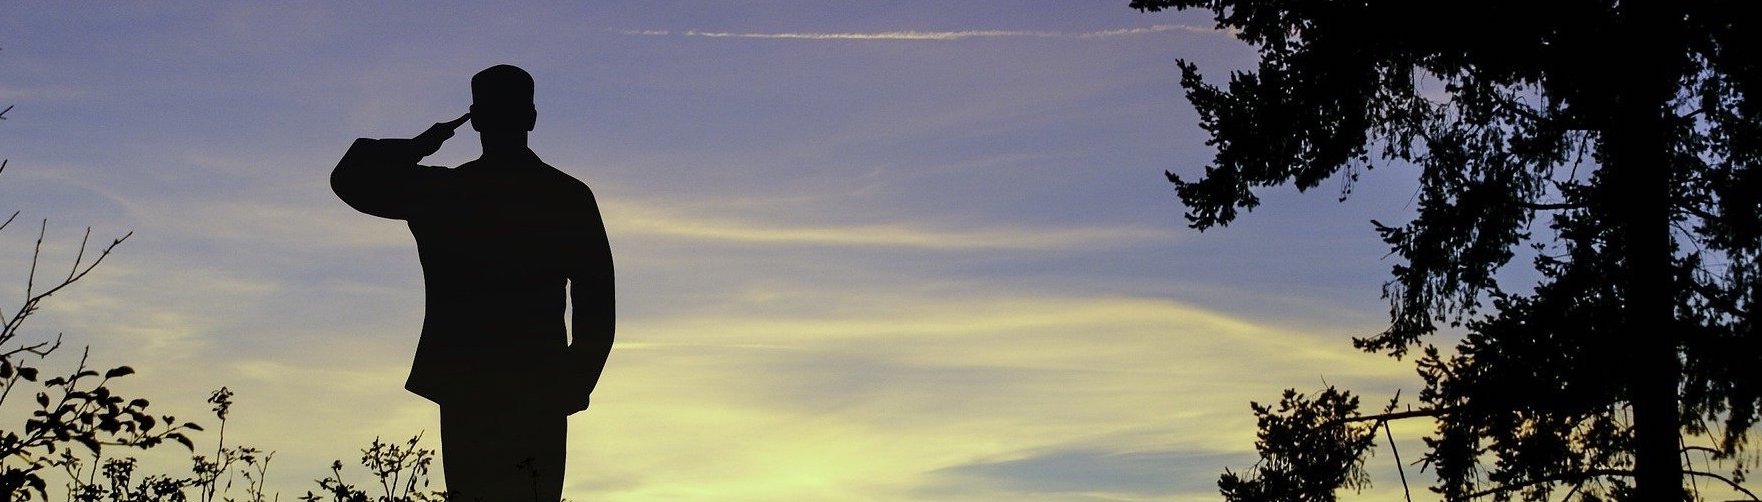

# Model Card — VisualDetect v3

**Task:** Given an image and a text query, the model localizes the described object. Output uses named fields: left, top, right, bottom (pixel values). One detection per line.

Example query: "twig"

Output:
left=1562, top=477, right=1587, bottom=500
left=1684, top=445, right=1727, bottom=457
left=1686, top=470, right=1761, bottom=501
left=1518, top=201, right=1584, bottom=211
left=67, top=227, right=90, bottom=283
left=0, top=333, right=62, bottom=359
left=1, top=228, right=131, bottom=345
left=1688, top=439, right=1705, bottom=500
left=1382, top=420, right=1413, bottom=502
left=1326, top=406, right=1455, bottom=426
left=24, top=220, right=44, bottom=314
left=1464, top=468, right=1631, bottom=499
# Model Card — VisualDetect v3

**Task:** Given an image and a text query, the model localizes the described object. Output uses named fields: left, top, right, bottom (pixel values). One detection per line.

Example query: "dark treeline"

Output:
left=1136, top=0, right=1762, bottom=500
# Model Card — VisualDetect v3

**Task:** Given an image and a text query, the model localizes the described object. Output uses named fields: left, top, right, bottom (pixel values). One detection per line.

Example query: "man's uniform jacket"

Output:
left=331, top=138, right=614, bottom=409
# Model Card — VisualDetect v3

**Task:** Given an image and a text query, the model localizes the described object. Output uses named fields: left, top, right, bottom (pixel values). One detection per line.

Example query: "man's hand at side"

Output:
left=555, top=367, right=594, bottom=415
left=562, top=391, right=590, bottom=416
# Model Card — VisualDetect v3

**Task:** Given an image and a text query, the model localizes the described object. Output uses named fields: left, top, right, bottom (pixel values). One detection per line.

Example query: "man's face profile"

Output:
left=470, top=64, right=537, bottom=133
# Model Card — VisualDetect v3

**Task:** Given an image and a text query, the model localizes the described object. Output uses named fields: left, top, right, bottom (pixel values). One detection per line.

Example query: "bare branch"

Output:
left=1465, top=468, right=1632, bottom=499
left=64, top=231, right=130, bottom=289
left=24, top=219, right=44, bottom=310
left=66, top=227, right=90, bottom=282
left=1326, top=406, right=1455, bottom=426
left=1518, top=201, right=1585, bottom=211
left=2, top=227, right=131, bottom=347
left=1383, top=421, right=1413, bottom=502
left=1686, top=470, right=1761, bottom=501
left=1684, top=445, right=1728, bottom=457
left=1679, top=203, right=1722, bottom=224
left=1456, top=468, right=1758, bottom=501
left=0, top=333, right=61, bottom=359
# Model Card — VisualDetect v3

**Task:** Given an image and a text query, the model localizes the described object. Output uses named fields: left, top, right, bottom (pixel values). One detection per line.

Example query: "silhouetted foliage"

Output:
left=0, top=140, right=201, bottom=502
left=1218, top=388, right=1375, bottom=501
left=299, top=435, right=450, bottom=502
left=1136, top=0, right=1762, bottom=500
left=1, top=78, right=559, bottom=502
left=57, top=387, right=283, bottom=502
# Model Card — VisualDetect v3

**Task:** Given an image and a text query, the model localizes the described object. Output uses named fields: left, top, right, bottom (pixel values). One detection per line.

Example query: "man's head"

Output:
left=470, top=64, right=536, bottom=133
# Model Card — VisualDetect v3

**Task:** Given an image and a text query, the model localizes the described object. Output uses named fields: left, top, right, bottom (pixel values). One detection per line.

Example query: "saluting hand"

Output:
left=411, top=112, right=471, bottom=157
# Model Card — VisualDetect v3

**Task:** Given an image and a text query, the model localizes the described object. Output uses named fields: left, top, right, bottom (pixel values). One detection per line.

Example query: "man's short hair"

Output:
left=472, top=65, right=534, bottom=107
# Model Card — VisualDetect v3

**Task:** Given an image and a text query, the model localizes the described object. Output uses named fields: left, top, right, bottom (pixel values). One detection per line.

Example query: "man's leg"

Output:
left=439, top=403, right=566, bottom=502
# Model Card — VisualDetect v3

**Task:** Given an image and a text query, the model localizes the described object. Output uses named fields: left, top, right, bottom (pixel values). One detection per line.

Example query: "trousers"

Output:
left=439, top=404, right=567, bottom=502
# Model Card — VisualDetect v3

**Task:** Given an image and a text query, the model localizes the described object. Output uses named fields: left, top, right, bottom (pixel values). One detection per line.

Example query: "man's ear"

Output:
left=469, top=105, right=483, bottom=132
left=524, top=108, right=537, bottom=132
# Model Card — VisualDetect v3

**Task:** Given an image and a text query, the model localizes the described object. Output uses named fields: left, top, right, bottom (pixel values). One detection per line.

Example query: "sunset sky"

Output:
left=2, top=3, right=1439, bottom=500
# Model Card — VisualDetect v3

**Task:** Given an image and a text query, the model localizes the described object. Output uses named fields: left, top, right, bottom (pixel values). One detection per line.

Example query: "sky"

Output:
left=0, top=3, right=1443, bottom=500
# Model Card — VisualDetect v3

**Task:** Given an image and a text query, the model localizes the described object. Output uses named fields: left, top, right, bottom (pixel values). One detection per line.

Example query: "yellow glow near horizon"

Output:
left=0, top=4, right=1453, bottom=500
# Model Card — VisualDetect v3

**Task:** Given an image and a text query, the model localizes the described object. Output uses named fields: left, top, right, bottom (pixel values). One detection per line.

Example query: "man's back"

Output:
left=402, top=152, right=603, bottom=403
left=330, top=137, right=614, bottom=408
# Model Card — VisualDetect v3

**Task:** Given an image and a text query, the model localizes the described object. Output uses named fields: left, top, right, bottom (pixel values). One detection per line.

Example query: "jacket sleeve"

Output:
left=330, top=138, right=447, bottom=220
left=567, top=188, right=616, bottom=397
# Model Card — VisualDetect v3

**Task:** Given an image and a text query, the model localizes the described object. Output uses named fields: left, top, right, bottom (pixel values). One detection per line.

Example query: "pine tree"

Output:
left=1135, top=1, right=1762, bottom=499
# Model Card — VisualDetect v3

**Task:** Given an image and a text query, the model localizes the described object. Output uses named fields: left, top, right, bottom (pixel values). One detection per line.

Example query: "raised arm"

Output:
left=330, top=113, right=470, bottom=220
left=565, top=189, right=615, bottom=414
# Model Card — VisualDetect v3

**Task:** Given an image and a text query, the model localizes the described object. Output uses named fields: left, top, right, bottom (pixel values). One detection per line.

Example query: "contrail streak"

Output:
left=614, top=24, right=1221, bottom=41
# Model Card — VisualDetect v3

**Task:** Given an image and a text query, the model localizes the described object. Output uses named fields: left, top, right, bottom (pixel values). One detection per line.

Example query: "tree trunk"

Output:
left=1612, top=118, right=1685, bottom=501
left=1608, top=2, right=1685, bottom=498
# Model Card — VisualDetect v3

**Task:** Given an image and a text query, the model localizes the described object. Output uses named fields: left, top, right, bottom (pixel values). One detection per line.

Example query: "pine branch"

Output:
left=1686, top=470, right=1761, bottom=501
left=1464, top=468, right=1631, bottom=499
left=1325, top=406, right=1456, bottom=426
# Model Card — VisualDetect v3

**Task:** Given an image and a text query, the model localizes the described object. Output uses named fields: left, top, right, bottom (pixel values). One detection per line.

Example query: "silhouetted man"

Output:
left=330, top=64, right=613, bottom=502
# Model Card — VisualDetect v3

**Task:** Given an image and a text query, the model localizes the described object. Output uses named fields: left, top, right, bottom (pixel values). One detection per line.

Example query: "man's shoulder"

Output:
left=534, top=161, right=597, bottom=198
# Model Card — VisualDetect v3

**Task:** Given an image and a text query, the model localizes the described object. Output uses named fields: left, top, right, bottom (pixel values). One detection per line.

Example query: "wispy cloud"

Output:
left=927, top=447, right=1245, bottom=499
left=0, top=85, right=88, bottom=101
left=605, top=200, right=1173, bottom=250
left=614, top=24, right=1220, bottom=42
left=569, top=293, right=1410, bottom=500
